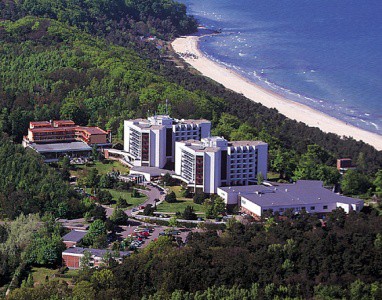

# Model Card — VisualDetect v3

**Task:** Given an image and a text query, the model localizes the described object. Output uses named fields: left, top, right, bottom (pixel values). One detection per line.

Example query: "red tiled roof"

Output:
left=30, top=121, right=51, bottom=127
left=77, top=127, right=107, bottom=135
left=54, top=120, right=75, bottom=125
left=30, top=127, right=75, bottom=133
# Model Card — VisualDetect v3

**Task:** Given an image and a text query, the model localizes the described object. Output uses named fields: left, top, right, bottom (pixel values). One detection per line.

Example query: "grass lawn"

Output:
left=107, top=189, right=147, bottom=207
left=71, top=160, right=129, bottom=178
left=31, top=267, right=78, bottom=285
left=157, top=186, right=206, bottom=215
left=85, top=188, right=147, bottom=207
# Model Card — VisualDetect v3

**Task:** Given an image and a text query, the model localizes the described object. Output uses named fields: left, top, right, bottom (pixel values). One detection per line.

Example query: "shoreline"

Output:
left=171, top=33, right=382, bottom=151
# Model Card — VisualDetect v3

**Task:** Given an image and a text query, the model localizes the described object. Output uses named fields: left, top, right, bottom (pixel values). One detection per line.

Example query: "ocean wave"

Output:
left=199, top=38, right=382, bottom=135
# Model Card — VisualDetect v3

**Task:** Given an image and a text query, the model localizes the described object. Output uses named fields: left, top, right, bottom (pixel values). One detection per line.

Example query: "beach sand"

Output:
left=171, top=34, right=382, bottom=151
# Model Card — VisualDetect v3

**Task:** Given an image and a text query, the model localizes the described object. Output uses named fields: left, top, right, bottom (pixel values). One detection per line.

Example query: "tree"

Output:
left=87, top=168, right=100, bottom=188
left=205, top=197, right=226, bottom=219
left=83, top=219, right=107, bottom=247
left=116, top=197, right=127, bottom=208
left=168, top=216, right=178, bottom=227
left=182, top=206, right=197, bottom=220
left=213, top=197, right=226, bottom=216
left=193, top=191, right=206, bottom=204
left=165, top=191, right=177, bottom=203
left=79, top=250, right=92, bottom=271
left=212, top=113, right=241, bottom=138
left=89, top=205, right=106, bottom=221
left=143, top=204, right=155, bottom=216
left=61, top=156, right=71, bottom=181
left=270, top=149, right=296, bottom=180
left=93, top=234, right=108, bottom=249
left=110, top=209, right=128, bottom=225
left=293, top=144, right=334, bottom=181
left=97, top=190, right=113, bottom=205
left=181, top=187, right=191, bottom=198
left=162, top=172, right=174, bottom=186
left=21, top=274, right=34, bottom=288
left=257, top=172, right=264, bottom=185
left=350, top=280, right=368, bottom=300
left=341, top=169, right=371, bottom=195
left=373, top=169, right=382, bottom=198
left=316, top=165, right=341, bottom=186
left=99, top=174, right=115, bottom=189
left=92, top=144, right=100, bottom=161
left=131, top=188, right=140, bottom=198
left=72, top=281, right=96, bottom=300
left=91, top=269, right=115, bottom=289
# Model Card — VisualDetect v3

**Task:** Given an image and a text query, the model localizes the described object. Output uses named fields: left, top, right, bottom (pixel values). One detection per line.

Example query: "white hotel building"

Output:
left=174, top=137, right=268, bottom=194
left=124, top=115, right=211, bottom=168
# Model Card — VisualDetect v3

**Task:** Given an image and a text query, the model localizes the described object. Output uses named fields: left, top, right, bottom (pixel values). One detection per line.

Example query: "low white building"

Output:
left=217, top=180, right=364, bottom=216
left=174, top=137, right=268, bottom=194
left=124, top=115, right=211, bottom=168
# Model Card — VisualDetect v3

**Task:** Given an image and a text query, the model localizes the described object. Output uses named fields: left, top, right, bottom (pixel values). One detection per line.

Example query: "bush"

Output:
left=97, top=190, right=113, bottom=205
left=165, top=191, right=177, bottom=203
left=143, top=204, right=155, bottom=216
left=182, top=206, right=197, bottom=220
left=181, top=188, right=191, bottom=198
left=193, top=192, right=206, bottom=204
left=131, top=189, right=141, bottom=198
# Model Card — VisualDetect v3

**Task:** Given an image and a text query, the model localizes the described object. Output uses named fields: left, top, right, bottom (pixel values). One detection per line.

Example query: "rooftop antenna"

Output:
left=147, top=109, right=150, bottom=118
left=165, top=99, right=169, bottom=115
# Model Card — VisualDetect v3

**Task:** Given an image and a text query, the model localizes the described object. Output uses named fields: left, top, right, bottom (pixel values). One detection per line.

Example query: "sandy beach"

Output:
left=171, top=33, right=382, bottom=151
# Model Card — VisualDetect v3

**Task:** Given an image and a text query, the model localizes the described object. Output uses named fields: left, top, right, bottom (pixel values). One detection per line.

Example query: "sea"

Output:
left=178, top=0, right=382, bottom=135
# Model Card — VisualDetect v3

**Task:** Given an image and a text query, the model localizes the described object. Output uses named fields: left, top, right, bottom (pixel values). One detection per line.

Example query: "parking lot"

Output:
left=115, top=220, right=194, bottom=250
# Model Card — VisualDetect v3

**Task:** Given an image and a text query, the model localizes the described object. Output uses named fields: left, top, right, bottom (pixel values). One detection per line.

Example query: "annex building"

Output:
left=62, top=247, right=129, bottom=269
left=174, top=137, right=268, bottom=194
left=217, top=180, right=364, bottom=217
left=123, top=115, right=211, bottom=168
left=22, top=120, right=112, bottom=162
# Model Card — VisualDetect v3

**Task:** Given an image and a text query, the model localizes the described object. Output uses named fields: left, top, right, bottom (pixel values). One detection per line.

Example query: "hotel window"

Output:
left=323, top=205, right=328, bottom=209
left=310, top=206, right=315, bottom=210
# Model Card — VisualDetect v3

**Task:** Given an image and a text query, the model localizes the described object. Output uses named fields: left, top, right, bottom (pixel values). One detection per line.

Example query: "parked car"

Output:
left=169, top=230, right=181, bottom=235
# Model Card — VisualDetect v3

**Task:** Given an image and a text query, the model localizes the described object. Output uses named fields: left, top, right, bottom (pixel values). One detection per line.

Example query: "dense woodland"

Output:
left=5, top=210, right=382, bottom=299
left=0, top=0, right=382, bottom=298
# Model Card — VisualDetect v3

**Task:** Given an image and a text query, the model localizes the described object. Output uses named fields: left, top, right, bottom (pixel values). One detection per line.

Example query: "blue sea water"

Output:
left=179, top=0, right=382, bottom=134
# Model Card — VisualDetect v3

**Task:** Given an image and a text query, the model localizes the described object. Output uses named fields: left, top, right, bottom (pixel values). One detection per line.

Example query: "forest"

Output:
left=5, top=209, right=382, bottom=299
left=0, top=0, right=381, bottom=298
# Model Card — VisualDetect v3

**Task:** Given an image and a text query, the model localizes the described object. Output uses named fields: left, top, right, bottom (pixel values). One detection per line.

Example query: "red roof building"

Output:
left=25, top=120, right=111, bottom=145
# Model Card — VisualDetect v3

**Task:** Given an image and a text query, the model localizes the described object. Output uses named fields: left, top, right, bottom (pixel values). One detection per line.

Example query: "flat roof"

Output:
left=62, top=230, right=87, bottom=243
left=131, top=166, right=175, bottom=177
left=219, top=180, right=362, bottom=207
left=29, top=141, right=92, bottom=153
left=63, top=247, right=130, bottom=258
left=128, top=116, right=210, bottom=129
left=229, top=141, right=267, bottom=147
left=176, top=119, right=210, bottom=125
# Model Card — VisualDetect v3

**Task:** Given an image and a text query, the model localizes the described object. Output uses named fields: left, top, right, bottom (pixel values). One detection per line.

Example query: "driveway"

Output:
left=103, top=184, right=166, bottom=217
